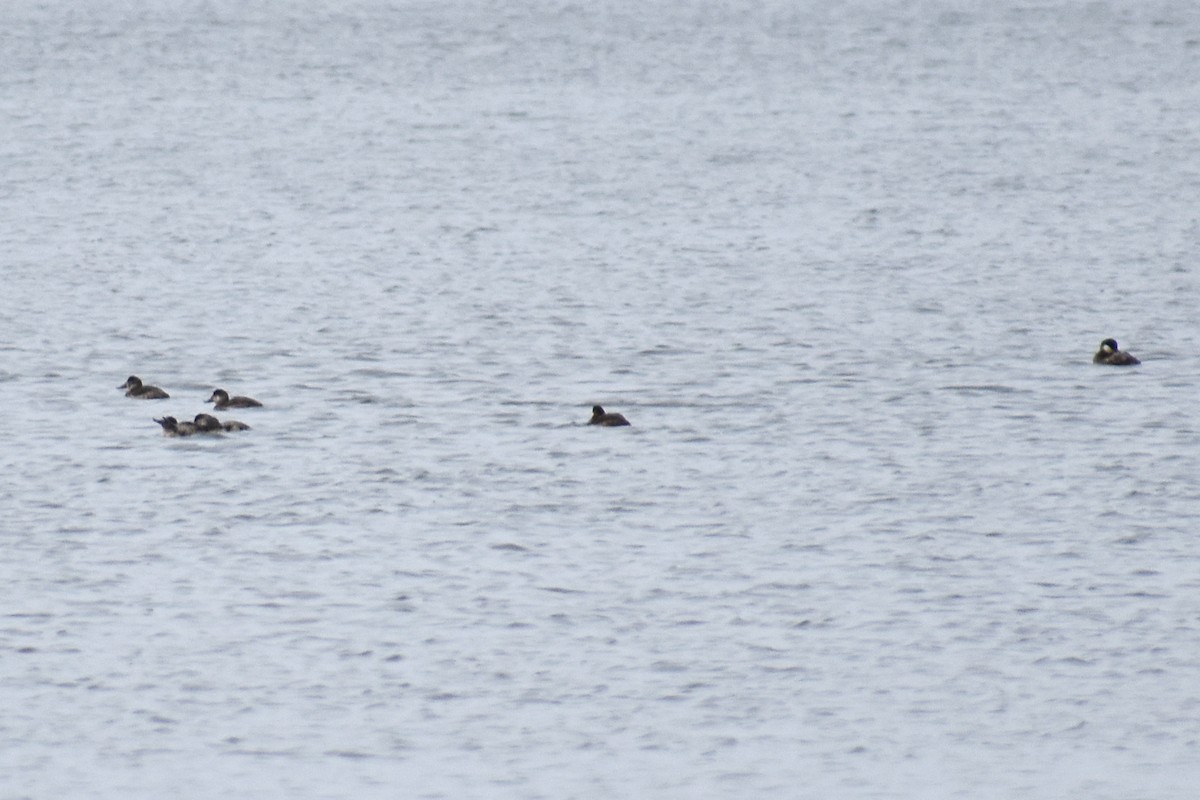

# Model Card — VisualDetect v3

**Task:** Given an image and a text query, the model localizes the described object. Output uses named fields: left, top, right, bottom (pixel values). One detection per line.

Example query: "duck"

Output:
left=119, top=375, right=170, bottom=399
left=588, top=405, right=631, bottom=427
left=207, top=388, right=262, bottom=409
left=192, top=413, right=223, bottom=433
left=1093, top=338, right=1140, bottom=366
left=154, top=416, right=196, bottom=437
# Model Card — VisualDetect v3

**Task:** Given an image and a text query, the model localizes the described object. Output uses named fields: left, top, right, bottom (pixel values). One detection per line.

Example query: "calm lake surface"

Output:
left=3, top=1, right=1200, bottom=797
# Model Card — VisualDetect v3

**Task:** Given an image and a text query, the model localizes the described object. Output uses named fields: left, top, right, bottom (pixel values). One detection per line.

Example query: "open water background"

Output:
left=2, top=1, right=1200, bottom=797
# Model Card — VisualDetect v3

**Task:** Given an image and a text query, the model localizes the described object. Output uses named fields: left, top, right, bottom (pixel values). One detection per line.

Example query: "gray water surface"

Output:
left=3, top=1, right=1200, bottom=797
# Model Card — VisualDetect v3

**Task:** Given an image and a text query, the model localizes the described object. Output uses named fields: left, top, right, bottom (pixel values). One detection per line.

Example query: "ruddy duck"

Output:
left=119, top=375, right=170, bottom=399
left=588, top=405, right=631, bottom=427
left=193, top=413, right=222, bottom=433
left=193, top=413, right=251, bottom=433
left=207, top=388, right=262, bottom=409
left=1093, top=338, right=1140, bottom=366
left=154, top=416, right=196, bottom=437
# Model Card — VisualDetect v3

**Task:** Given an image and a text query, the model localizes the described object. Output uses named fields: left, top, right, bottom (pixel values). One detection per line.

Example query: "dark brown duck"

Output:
left=120, top=375, right=170, bottom=399
left=588, top=405, right=631, bottom=427
left=1093, top=338, right=1140, bottom=366
left=207, top=388, right=263, bottom=409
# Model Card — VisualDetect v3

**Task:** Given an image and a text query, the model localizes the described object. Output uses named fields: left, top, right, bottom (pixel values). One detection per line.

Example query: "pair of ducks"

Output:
left=588, top=340, right=1137, bottom=426
left=119, top=376, right=263, bottom=408
left=155, top=414, right=252, bottom=437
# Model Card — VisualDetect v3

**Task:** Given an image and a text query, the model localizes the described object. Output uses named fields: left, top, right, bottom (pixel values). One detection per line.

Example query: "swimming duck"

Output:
left=1093, top=338, right=1140, bottom=366
left=193, top=413, right=251, bottom=433
left=588, top=405, right=631, bottom=427
left=119, top=375, right=170, bottom=399
left=192, top=413, right=223, bottom=433
left=207, top=388, right=262, bottom=409
left=154, top=416, right=196, bottom=437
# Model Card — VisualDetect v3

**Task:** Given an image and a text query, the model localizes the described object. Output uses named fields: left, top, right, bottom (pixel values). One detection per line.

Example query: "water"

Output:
left=3, top=1, right=1200, bottom=797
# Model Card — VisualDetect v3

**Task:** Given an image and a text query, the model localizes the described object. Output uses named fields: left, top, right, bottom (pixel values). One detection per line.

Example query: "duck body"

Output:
left=120, top=375, right=170, bottom=399
left=208, top=388, right=262, bottom=409
left=1093, top=338, right=1140, bottom=366
left=588, top=405, right=631, bottom=427
left=193, top=413, right=251, bottom=433
left=154, top=416, right=196, bottom=437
